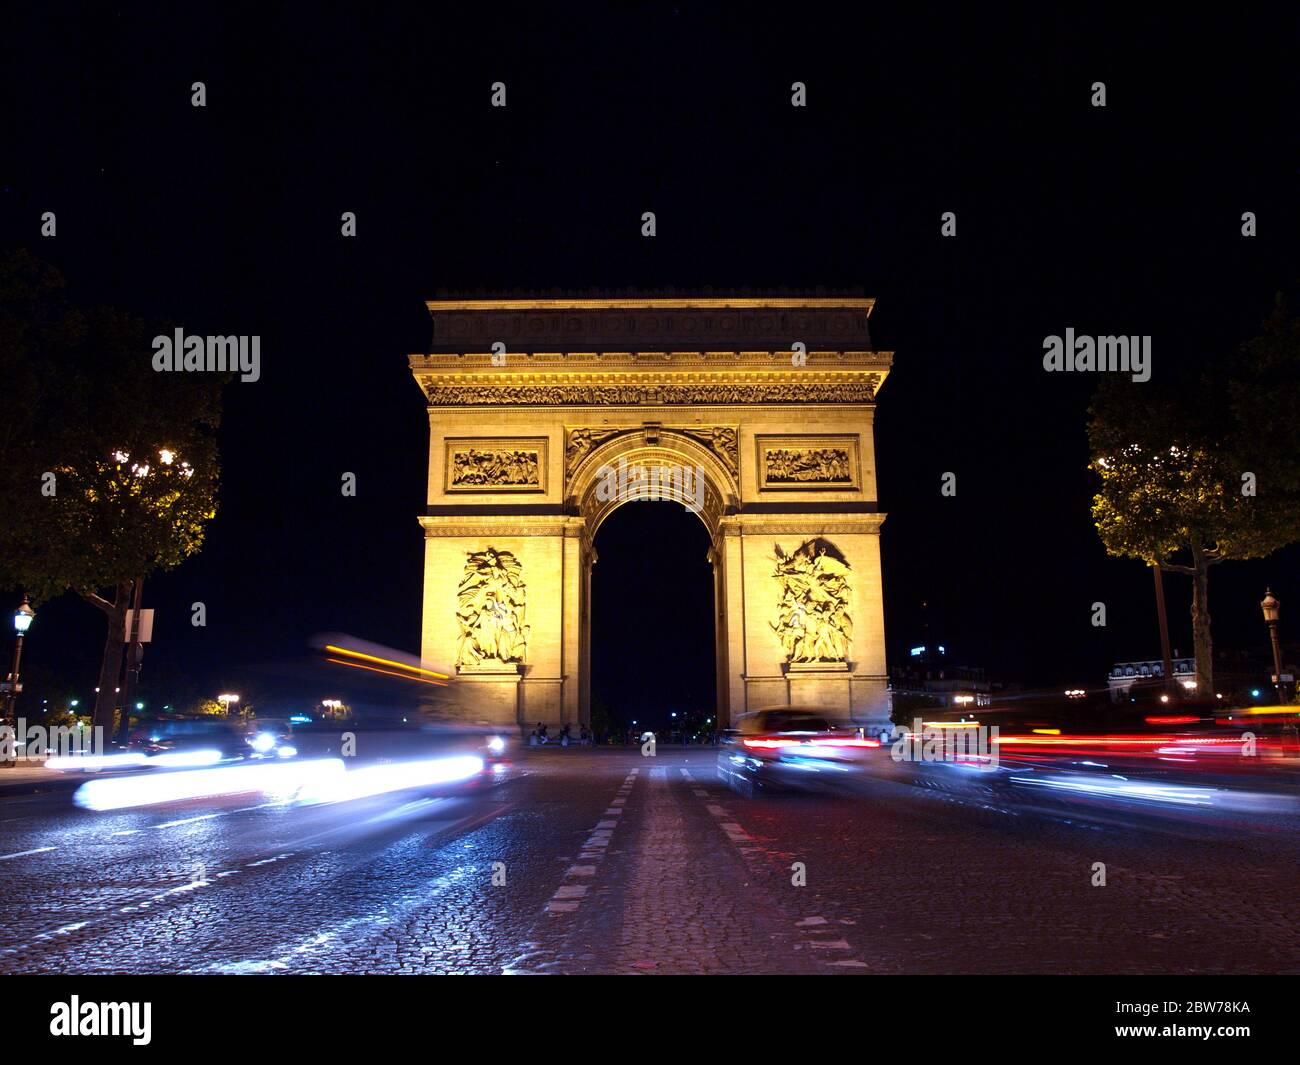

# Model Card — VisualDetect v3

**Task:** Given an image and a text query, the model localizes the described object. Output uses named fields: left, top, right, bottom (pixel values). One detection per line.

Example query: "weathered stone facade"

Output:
left=411, top=296, right=892, bottom=733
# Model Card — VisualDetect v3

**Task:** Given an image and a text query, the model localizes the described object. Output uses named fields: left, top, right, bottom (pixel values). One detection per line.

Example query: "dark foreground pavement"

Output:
left=0, top=748, right=1296, bottom=974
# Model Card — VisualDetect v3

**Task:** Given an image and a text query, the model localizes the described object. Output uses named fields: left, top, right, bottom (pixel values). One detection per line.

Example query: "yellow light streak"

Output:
left=324, top=658, right=448, bottom=686
left=323, top=645, right=448, bottom=680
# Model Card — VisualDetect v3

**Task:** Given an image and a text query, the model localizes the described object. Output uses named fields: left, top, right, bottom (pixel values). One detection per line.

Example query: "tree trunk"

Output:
left=114, top=577, right=144, bottom=743
left=88, top=582, right=131, bottom=734
left=1189, top=543, right=1214, bottom=696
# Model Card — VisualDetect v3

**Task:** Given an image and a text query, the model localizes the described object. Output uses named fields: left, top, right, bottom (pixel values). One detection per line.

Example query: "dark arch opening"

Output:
left=590, top=501, right=716, bottom=741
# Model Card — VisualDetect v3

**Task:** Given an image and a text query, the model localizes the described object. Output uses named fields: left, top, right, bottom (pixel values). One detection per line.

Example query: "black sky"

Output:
left=3, top=5, right=1297, bottom=722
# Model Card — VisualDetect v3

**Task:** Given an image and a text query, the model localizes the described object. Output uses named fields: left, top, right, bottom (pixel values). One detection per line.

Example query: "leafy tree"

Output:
left=589, top=693, right=611, bottom=739
left=1088, top=300, right=1300, bottom=693
left=890, top=691, right=942, bottom=726
left=0, top=250, right=227, bottom=731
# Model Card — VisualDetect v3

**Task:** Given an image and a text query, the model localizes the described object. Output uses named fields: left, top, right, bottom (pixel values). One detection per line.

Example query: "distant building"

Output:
left=1107, top=657, right=1196, bottom=701
left=890, top=644, right=993, bottom=708
left=1108, top=649, right=1283, bottom=702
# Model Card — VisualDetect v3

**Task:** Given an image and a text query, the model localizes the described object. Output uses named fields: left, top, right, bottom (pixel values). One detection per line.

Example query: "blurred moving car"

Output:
left=717, top=707, right=879, bottom=796
left=44, top=715, right=299, bottom=773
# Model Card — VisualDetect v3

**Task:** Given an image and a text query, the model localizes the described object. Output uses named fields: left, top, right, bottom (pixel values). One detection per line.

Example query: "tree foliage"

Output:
left=1088, top=298, right=1300, bottom=691
left=0, top=250, right=228, bottom=728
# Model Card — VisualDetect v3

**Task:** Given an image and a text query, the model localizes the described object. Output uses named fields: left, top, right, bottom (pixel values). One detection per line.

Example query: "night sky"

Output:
left=3, top=6, right=1296, bottom=724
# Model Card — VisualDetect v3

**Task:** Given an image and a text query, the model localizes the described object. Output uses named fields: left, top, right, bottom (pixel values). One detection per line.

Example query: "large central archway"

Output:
left=411, top=295, right=892, bottom=734
left=588, top=498, right=716, bottom=738
left=569, top=432, right=733, bottom=722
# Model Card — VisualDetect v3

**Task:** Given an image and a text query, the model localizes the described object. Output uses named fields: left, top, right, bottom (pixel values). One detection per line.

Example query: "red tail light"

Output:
left=743, top=735, right=880, bottom=750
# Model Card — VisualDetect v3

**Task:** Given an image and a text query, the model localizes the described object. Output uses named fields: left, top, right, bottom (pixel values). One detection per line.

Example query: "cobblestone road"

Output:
left=0, top=748, right=1296, bottom=974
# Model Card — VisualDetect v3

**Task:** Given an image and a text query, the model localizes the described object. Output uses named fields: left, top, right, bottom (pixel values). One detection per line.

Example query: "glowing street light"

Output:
left=217, top=693, right=240, bottom=714
left=2, top=595, right=36, bottom=767
left=1261, top=589, right=1287, bottom=703
left=12, top=597, right=34, bottom=637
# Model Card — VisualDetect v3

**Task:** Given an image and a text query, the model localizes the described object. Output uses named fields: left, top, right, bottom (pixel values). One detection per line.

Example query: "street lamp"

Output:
left=217, top=693, right=240, bottom=715
left=1261, top=589, right=1287, bottom=703
left=3, top=596, right=36, bottom=767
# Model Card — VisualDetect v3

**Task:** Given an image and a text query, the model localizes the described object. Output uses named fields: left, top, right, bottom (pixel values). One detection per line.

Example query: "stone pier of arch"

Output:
left=409, top=296, right=893, bottom=735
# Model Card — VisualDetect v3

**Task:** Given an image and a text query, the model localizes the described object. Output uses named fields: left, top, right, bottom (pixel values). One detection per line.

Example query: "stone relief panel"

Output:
left=456, top=547, right=529, bottom=666
left=565, top=425, right=738, bottom=482
left=564, top=428, right=623, bottom=477
left=757, top=434, right=861, bottom=491
left=677, top=426, right=738, bottom=478
left=445, top=438, right=547, bottom=493
left=770, top=538, right=852, bottom=663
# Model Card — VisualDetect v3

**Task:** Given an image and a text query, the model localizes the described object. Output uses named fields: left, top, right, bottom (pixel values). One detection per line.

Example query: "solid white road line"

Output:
left=0, top=846, right=55, bottom=861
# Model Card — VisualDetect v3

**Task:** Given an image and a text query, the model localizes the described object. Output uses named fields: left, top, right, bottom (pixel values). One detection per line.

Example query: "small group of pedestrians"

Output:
left=527, top=723, right=593, bottom=747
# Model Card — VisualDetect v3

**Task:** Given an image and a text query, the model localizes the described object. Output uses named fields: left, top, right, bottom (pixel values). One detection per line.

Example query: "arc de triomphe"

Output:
left=409, top=296, right=892, bottom=734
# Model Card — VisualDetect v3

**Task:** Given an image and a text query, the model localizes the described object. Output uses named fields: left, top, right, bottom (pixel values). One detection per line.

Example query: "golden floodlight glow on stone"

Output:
left=409, top=295, right=892, bottom=735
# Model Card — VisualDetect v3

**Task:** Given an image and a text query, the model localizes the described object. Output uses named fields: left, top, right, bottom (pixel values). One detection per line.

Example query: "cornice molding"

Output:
left=419, top=515, right=585, bottom=538
left=720, top=513, right=888, bottom=536
left=426, top=297, right=875, bottom=313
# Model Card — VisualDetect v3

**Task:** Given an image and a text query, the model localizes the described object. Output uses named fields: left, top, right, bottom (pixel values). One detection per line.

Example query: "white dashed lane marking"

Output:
left=549, top=771, right=635, bottom=915
left=683, top=773, right=871, bottom=972
left=154, top=813, right=223, bottom=830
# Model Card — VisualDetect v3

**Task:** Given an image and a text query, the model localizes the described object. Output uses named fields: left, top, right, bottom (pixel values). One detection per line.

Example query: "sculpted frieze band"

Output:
left=421, top=380, right=880, bottom=407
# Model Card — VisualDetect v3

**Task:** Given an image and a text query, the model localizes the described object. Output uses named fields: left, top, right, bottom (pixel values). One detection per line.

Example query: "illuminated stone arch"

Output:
left=411, top=296, right=892, bottom=735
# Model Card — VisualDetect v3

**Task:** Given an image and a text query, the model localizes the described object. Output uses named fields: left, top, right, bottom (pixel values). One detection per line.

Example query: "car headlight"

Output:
left=249, top=732, right=277, bottom=754
left=487, top=735, right=505, bottom=754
